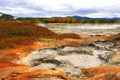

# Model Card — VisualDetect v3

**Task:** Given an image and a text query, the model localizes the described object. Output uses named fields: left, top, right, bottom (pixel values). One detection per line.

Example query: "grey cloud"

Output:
left=0, top=0, right=120, bottom=18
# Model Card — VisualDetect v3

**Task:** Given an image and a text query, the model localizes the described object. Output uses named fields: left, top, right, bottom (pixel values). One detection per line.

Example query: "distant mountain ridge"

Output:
left=1, top=12, right=119, bottom=23
left=71, top=16, right=120, bottom=21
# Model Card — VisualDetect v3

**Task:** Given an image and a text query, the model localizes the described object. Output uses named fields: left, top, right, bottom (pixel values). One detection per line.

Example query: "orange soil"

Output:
left=0, top=61, right=73, bottom=80
left=0, top=34, right=120, bottom=80
left=0, top=35, right=109, bottom=62
left=0, top=41, right=56, bottom=62
left=80, top=65, right=120, bottom=80
left=0, top=61, right=120, bottom=80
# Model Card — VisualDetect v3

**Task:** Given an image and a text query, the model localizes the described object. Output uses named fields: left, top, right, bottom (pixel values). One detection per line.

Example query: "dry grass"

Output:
left=0, top=21, right=80, bottom=49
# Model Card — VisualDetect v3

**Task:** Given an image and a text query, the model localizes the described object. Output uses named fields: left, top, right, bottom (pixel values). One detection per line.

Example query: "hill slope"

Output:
left=0, top=12, right=15, bottom=21
left=0, top=21, right=80, bottom=49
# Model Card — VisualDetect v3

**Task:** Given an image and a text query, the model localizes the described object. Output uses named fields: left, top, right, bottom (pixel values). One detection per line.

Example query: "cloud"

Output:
left=0, top=0, right=120, bottom=18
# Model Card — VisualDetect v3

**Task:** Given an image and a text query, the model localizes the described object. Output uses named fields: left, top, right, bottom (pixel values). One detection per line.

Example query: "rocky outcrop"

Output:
left=0, top=12, right=16, bottom=21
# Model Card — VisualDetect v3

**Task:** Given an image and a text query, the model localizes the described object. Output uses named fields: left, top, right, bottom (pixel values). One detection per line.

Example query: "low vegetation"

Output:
left=0, top=21, right=80, bottom=49
left=17, top=17, right=120, bottom=24
left=0, top=12, right=119, bottom=24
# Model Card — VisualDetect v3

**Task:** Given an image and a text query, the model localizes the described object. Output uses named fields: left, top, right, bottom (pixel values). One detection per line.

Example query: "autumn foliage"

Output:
left=18, top=17, right=77, bottom=23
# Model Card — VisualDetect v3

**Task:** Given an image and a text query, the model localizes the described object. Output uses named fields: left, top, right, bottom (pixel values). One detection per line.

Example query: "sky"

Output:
left=0, top=0, right=120, bottom=18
